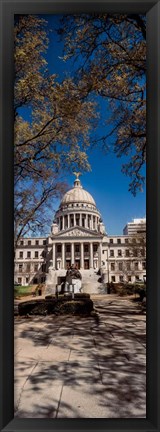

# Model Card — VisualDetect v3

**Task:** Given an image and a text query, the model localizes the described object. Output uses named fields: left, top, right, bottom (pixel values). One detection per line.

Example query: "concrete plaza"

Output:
left=14, top=295, right=146, bottom=418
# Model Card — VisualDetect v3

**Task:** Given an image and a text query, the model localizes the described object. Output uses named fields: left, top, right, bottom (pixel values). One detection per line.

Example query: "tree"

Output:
left=58, top=14, right=146, bottom=194
left=14, top=15, right=96, bottom=245
left=128, top=232, right=146, bottom=260
left=120, top=232, right=146, bottom=282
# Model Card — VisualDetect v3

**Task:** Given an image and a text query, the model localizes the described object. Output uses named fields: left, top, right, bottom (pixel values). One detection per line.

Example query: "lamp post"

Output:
left=103, top=248, right=110, bottom=292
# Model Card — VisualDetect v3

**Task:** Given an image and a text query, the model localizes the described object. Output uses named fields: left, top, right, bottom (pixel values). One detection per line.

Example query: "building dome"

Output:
left=60, top=177, right=96, bottom=207
left=53, top=174, right=106, bottom=235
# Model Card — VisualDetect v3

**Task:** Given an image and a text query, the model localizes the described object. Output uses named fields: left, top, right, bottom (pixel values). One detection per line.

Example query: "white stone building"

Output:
left=14, top=176, right=146, bottom=293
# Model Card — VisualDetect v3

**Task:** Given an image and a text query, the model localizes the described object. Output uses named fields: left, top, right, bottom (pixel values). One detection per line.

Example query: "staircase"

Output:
left=46, top=268, right=107, bottom=295
left=80, top=269, right=103, bottom=294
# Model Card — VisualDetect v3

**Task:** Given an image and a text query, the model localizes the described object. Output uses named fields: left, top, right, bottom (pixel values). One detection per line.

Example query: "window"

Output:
left=35, top=240, right=39, bottom=245
left=18, top=277, right=22, bottom=284
left=43, top=240, right=46, bottom=245
left=27, top=251, right=31, bottom=258
left=34, top=278, right=38, bottom=284
left=19, top=264, right=23, bottom=272
left=128, top=276, right=131, bottom=282
left=125, top=249, right=129, bottom=257
left=66, top=245, right=71, bottom=253
left=126, top=262, right=131, bottom=271
left=141, top=249, right=145, bottom=257
left=142, top=261, right=146, bottom=269
left=93, top=244, right=98, bottom=252
left=111, top=263, right=115, bottom=271
left=35, top=251, right=38, bottom=258
left=28, top=240, right=31, bottom=246
left=57, top=245, right=61, bottom=253
left=75, top=245, right=80, bottom=253
left=117, top=239, right=121, bottom=244
left=19, top=251, right=23, bottom=258
left=118, top=249, right=122, bottom=256
left=111, top=276, right=115, bottom=282
left=135, top=275, right=139, bottom=281
left=70, top=218, right=74, bottom=227
left=20, top=240, right=23, bottom=246
left=119, top=275, right=124, bottom=282
left=110, top=239, right=113, bottom=244
left=110, top=250, right=114, bottom=257
left=84, top=244, right=89, bottom=252
left=34, top=264, right=38, bottom=272
left=135, top=262, right=138, bottom=270
left=26, top=264, right=30, bottom=272
left=26, top=277, right=29, bottom=284
left=125, top=238, right=129, bottom=244
left=119, top=262, right=123, bottom=271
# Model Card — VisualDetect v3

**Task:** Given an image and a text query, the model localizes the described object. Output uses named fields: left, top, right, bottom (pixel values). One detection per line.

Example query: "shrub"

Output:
left=134, top=284, right=146, bottom=301
left=108, top=282, right=146, bottom=297
left=18, top=296, right=93, bottom=316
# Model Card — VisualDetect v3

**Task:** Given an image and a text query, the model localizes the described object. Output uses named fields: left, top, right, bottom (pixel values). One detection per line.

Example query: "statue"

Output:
left=73, top=171, right=81, bottom=180
left=64, top=264, right=82, bottom=293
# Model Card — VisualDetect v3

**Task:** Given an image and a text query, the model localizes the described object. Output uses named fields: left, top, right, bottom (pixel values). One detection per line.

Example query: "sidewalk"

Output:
left=14, top=295, right=146, bottom=418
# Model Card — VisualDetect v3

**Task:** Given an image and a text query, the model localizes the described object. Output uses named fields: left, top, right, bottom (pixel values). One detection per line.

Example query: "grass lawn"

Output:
left=14, top=285, right=36, bottom=298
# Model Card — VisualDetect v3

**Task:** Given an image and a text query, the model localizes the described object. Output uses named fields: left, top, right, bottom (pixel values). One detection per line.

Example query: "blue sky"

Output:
left=20, top=14, right=146, bottom=236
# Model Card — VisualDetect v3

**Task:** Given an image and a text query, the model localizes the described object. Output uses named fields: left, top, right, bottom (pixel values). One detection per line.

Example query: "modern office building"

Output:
left=123, top=218, right=146, bottom=235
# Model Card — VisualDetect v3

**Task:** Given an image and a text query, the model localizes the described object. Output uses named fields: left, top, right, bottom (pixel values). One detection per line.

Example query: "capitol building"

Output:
left=14, top=175, right=146, bottom=293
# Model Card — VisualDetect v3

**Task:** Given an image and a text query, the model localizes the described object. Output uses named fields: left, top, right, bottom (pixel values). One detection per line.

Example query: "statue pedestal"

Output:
left=45, top=268, right=57, bottom=296
left=72, top=279, right=82, bottom=293
left=64, top=278, right=82, bottom=293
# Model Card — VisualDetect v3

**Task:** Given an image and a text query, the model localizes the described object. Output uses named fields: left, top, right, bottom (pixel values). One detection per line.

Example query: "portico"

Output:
left=52, top=240, right=102, bottom=270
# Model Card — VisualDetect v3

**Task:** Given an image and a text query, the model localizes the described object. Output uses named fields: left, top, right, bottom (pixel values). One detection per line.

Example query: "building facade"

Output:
left=14, top=176, right=146, bottom=292
left=123, top=218, right=146, bottom=235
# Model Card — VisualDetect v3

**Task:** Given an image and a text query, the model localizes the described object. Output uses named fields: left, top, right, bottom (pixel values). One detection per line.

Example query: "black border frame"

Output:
left=0, top=1, right=160, bottom=431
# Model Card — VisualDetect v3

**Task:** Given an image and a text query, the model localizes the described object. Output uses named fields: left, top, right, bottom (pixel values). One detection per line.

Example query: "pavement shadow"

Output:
left=14, top=297, right=146, bottom=418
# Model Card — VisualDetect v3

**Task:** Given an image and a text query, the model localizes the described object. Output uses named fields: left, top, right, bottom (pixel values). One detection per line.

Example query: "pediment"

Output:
left=55, top=228, right=102, bottom=238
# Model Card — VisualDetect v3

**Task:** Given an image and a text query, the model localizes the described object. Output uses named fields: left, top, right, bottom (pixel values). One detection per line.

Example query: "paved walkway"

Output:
left=14, top=295, right=146, bottom=418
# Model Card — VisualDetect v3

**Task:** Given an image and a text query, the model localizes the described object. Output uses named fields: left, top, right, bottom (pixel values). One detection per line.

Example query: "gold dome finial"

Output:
left=73, top=171, right=81, bottom=180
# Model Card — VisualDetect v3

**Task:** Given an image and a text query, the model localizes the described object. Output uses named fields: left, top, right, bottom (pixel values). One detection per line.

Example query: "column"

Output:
left=85, top=214, right=87, bottom=228
left=71, top=243, right=74, bottom=265
left=52, top=243, right=56, bottom=269
left=62, top=216, right=65, bottom=230
left=88, top=215, right=90, bottom=229
left=80, top=243, right=84, bottom=269
left=74, top=213, right=76, bottom=227
left=68, top=214, right=70, bottom=229
left=80, top=213, right=82, bottom=227
left=98, top=242, right=102, bottom=268
left=89, top=242, right=93, bottom=268
left=62, top=243, right=65, bottom=269
left=91, top=215, right=93, bottom=230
